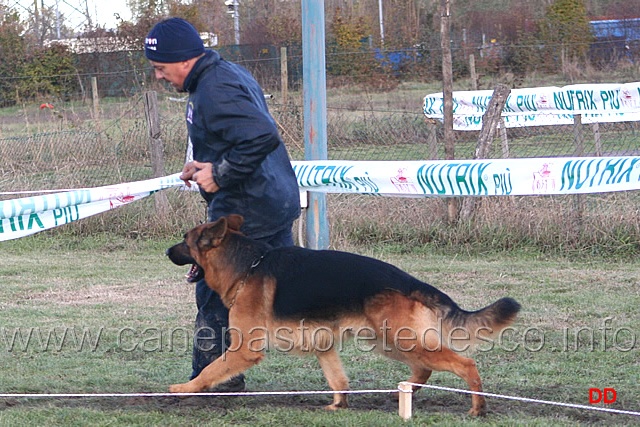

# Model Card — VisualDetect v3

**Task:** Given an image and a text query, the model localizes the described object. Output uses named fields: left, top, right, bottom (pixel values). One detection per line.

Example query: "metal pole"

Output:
left=378, top=0, right=384, bottom=47
left=33, top=0, right=39, bottom=42
left=302, top=0, right=329, bottom=250
left=233, top=0, right=240, bottom=45
left=54, top=0, right=61, bottom=39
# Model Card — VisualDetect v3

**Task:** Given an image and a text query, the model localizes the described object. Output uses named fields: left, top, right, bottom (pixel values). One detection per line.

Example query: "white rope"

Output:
left=405, top=382, right=640, bottom=417
left=0, top=389, right=397, bottom=399
left=1, top=384, right=638, bottom=418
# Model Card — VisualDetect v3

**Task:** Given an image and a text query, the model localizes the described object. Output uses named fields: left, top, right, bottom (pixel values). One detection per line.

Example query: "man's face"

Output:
left=149, top=60, right=191, bottom=91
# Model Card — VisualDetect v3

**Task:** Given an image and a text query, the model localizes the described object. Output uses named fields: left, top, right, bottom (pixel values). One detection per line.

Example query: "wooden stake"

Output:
left=143, top=90, right=168, bottom=216
left=459, top=83, right=511, bottom=222
left=398, top=382, right=413, bottom=421
left=91, top=76, right=100, bottom=122
left=280, top=47, right=288, bottom=106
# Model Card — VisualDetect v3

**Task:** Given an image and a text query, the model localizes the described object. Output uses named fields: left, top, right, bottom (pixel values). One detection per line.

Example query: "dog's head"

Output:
left=166, top=214, right=244, bottom=270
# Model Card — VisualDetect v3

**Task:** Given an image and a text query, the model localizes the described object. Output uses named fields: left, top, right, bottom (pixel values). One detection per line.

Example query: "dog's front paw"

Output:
left=169, top=382, right=198, bottom=394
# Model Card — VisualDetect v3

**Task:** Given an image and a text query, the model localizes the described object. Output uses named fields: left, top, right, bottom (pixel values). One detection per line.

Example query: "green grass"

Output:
left=0, top=235, right=638, bottom=426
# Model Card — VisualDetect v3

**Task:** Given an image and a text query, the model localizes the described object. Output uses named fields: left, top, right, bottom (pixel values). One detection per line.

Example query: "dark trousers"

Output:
left=191, top=225, right=295, bottom=380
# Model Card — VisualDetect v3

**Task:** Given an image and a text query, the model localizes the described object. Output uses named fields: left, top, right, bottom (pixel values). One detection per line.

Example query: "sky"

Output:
left=15, top=0, right=133, bottom=32
left=85, top=0, right=133, bottom=29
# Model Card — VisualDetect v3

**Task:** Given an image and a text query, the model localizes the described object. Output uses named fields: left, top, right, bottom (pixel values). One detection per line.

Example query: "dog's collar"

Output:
left=249, top=254, right=265, bottom=270
left=227, top=253, right=266, bottom=310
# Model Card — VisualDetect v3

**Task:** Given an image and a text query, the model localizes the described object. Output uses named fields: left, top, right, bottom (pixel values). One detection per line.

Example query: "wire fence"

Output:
left=4, top=94, right=640, bottom=195
left=1, top=59, right=640, bottom=251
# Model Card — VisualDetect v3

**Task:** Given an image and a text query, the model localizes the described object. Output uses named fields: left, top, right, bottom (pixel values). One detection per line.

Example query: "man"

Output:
left=145, top=17, right=301, bottom=391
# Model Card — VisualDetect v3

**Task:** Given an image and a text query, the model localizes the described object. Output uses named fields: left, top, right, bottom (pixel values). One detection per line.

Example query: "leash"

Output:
left=227, top=253, right=266, bottom=309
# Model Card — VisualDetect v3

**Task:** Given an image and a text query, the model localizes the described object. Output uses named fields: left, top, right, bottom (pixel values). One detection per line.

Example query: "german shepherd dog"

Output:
left=166, top=215, right=521, bottom=416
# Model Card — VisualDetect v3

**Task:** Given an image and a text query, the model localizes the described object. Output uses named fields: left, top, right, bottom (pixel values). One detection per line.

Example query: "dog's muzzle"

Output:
left=185, top=264, right=204, bottom=283
left=166, top=242, right=195, bottom=265
left=166, top=242, right=204, bottom=283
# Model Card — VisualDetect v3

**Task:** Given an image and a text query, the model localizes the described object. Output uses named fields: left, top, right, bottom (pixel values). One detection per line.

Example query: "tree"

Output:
left=167, top=1, right=204, bottom=30
left=0, top=8, right=27, bottom=106
left=541, top=0, right=593, bottom=65
left=17, top=43, right=78, bottom=101
left=127, top=0, right=167, bottom=23
left=19, top=2, right=75, bottom=45
left=241, top=1, right=302, bottom=47
left=326, top=7, right=375, bottom=80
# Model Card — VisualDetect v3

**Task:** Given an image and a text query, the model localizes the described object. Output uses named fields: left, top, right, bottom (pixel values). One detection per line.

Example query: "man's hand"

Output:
left=179, top=162, right=198, bottom=187
left=180, top=161, right=220, bottom=193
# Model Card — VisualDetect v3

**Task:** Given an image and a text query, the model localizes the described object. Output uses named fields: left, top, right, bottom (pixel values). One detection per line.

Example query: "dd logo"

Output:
left=589, top=388, right=617, bottom=404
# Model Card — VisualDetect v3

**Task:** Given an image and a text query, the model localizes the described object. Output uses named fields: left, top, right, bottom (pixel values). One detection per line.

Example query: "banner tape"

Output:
left=2, top=157, right=640, bottom=241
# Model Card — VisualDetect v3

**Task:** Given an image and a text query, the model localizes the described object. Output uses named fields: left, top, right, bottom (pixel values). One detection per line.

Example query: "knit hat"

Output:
left=145, top=18, right=205, bottom=63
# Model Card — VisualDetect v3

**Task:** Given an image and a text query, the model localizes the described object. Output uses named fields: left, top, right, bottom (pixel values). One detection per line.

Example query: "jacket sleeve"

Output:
left=205, top=80, right=281, bottom=189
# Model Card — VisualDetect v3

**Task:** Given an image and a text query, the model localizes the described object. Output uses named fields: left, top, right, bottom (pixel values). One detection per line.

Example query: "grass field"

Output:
left=0, top=233, right=638, bottom=426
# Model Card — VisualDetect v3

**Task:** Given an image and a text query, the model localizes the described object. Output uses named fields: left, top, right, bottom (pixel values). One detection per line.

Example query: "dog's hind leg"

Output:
left=385, top=365, right=432, bottom=403
left=407, top=347, right=486, bottom=416
left=407, top=366, right=433, bottom=392
left=316, top=349, right=350, bottom=410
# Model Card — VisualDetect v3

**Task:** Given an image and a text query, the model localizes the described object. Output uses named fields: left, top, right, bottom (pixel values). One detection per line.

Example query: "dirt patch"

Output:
left=17, top=280, right=192, bottom=308
left=0, top=390, right=626, bottom=424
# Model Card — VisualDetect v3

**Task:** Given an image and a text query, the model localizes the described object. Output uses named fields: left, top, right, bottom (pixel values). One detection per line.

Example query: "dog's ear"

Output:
left=197, top=217, right=228, bottom=249
left=226, top=214, right=244, bottom=232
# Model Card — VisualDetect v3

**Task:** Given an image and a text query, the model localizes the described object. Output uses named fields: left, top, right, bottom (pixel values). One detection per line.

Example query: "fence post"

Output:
left=280, top=46, right=288, bottom=106
left=398, top=382, right=413, bottom=420
left=469, top=54, right=478, bottom=90
left=426, top=119, right=438, bottom=159
left=91, top=76, right=100, bottom=121
left=573, top=114, right=585, bottom=230
left=143, top=91, right=169, bottom=216
left=592, top=123, right=602, bottom=156
left=459, top=84, right=510, bottom=222
left=500, top=118, right=509, bottom=158
left=440, top=0, right=457, bottom=224
left=573, top=114, right=585, bottom=156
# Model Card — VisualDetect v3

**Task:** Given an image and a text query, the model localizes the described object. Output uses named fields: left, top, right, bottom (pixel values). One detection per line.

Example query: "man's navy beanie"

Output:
left=145, top=17, right=205, bottom=63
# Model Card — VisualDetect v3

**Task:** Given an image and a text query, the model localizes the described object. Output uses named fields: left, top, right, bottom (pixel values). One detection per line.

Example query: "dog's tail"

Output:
left=435, top=296, right=521, bottom=351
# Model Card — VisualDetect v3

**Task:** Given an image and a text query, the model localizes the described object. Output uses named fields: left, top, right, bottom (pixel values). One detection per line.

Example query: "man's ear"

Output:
left=226, top=214, right=244, bottom=232
left=197, top=217, right=228, bottom=249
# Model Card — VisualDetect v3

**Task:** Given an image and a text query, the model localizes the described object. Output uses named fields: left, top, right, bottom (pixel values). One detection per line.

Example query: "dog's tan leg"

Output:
left=385, top=366, right=433, bottom=403
left=408, top=347, right=486, bottom=416
left=316, top=349, right=349, bottom=410
left=368, top=293, right=486, bottom=415
left=169, top=349, right=264, bottom=394
left=407, top=367, right=433, bottom=392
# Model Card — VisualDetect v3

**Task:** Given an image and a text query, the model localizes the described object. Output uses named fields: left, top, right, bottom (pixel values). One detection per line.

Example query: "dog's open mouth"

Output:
left=185, top=264, right=204, bottom=283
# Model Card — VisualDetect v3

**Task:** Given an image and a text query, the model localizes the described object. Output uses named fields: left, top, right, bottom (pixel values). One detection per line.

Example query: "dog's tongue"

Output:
left=185, top=264, right=204, bottom=283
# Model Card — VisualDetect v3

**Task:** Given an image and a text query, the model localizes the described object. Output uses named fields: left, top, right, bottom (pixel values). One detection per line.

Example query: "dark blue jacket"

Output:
left=183, top=50, right=301, bottom=239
